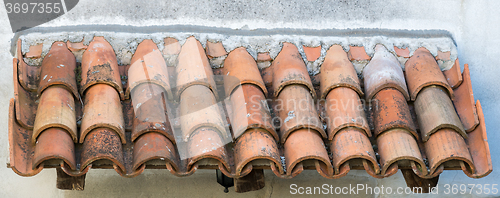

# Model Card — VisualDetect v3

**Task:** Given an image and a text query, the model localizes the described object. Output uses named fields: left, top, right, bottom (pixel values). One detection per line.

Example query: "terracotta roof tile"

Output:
left=126, top=39, right=173, bottom=100
left=394, top=46, right=410, bottom=58
left=81, top=37, right=124, bottom=99
left=443, top=58, right=463, bottom=88
left=284, top=129, right=332, bottom=177
left=257, top=52, right=272, bottom=62
left=33, top=128, right=76, bottom=170
left=206, top=41, right=228, bottom=58
left=376, top=129, right=424, bottom=175
left=179, top=84, right=227, bottom=142
left=330, top=128, right=379, bottom=175
left=234, top=129, right=282, bottom=177
left=453, top=64, right=479, bottom=132
left=272, top=42, right=314, bottom=98
left=223, top=47, right=267, bottom=95
left=8, top=36, right=493, bottom=191
left=363, top=44, right=409, bottom=101
left=372, top=88, right=417, bottom=138
left=66, top=41, right=87, bottom=52
left=414, top=86, right=465, bottom=142
left=33, top=86, right=77, bottom=144
left=228, top=84, right=276, bottom=140
left=320, top=45, right=363, bottom=99
left=38, top=42, right=79, bottom=98
left=302, top=46, right=321, bottom=62
left=276, top=85, right=325, bottom=143
left=163, top=37, right=181, bottom=55
left=347, top=46, right=371, bottom=61
left=176, top=37, right=217, bottom=99
left=405, top=47, right=454, bottom=101
left=131, top=83, right=172, bottom=142
left=80, top=84, right=125, bottom=143
left=25, top=44, right=43, bottom=58
left=324, top=87, right=370, bottom=139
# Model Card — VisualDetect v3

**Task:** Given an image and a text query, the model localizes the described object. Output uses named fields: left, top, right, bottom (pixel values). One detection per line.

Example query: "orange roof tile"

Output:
left=8, top=37, right=492, bottom=192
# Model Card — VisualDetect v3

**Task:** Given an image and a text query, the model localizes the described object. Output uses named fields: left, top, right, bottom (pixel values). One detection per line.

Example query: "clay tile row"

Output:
left=9, top=36, right=492, bottom=187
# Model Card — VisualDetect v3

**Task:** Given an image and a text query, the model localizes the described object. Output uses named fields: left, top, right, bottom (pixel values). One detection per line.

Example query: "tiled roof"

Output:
left=9, top=36, right=491, bottom=192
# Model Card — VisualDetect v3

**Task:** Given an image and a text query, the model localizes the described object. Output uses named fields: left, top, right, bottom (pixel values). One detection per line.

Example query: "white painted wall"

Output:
left=0, top=0, right=498, bottom=197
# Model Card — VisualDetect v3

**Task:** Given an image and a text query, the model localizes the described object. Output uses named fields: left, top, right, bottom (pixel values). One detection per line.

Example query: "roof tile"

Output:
left=320, top=45, right=363, bottom=99
left=376, top=129, right=424, bottom=175
left=33, top=128, right=76, bottom=170
left=272, top=42, right=314, bottom=98
left=80, top=128, right=125, bottom=172
left=126, top=39, right=173, bottom=100
left=330, top=128, right=379, bottom=175
left=132, top=132, right=179, bottom=172
left=13, top=58, right=37, bottom=129
left=223, top=47, right=267, bottom=95
left=372, top=88, right=417, bottom=138
left=234, top=129, right=282, bottom=177
left=443, top=59, right=463, bottom=88
left=347, top=46, right=371, bottom=61
left=414, top=86, right=466, bottom=142
left=33, top=86, right=77, bottom=144
left=176, top=37, right=217, bottom=99
left=302, top=46, right=321, bottom=62
left=276, top=85, right=325, bottom=143
left=25, top=44, right=43, bottom=58
left=228, top=84, right=276, bottom=140
left=463, top=100, right=492, bottom=178
left=163, top=37, right=181, bottom=55
left=363, top=45, right=409, bottom=101
left=394, top=46, right=410, bottom=58
left=453, top=64, right=479, bottom=132
left=206, top=41, right=228, bottom=58
left=405, top=47, right=454, bottom=101
left=131, top=83, right=172, bottom=142
left=80, top=84, right=125, bottom=143
left=324, top=87, right=370, bottom=139
left=66, top=41, right=87, bottom=52
left=179, top=85, right=227, bottom=142
left=38, top=42, right=79, bottom=98
left=81, top=37, right=124, bottom=99
left=187, top=127, right=230, bottom=173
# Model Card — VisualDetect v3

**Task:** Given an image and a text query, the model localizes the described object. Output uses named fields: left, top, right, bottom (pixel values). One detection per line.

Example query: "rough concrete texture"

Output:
left=1, top=0, right=500, bottom=197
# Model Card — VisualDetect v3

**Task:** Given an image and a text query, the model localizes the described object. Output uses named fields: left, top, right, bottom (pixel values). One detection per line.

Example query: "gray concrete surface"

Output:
left=0, top=0, right=499, bottom=197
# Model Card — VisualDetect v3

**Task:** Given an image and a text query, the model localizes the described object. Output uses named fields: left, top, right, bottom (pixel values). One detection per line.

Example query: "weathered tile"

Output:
left=405, top=47, right=453, bottom=101
left=453, top=64, right=479, bottom=132
left=376, top=129, right=424, bottom=175
left=223, top=47, right=267, bottom=95
left=443, top=58, right=463, bottom=89
left=33, top=128, right=76, bottom=170
left=372, top=88, right=417, bottom=138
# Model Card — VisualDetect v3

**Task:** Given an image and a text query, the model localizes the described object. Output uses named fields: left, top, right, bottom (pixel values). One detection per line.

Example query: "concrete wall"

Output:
left=0, top=0, right=499, bottom=197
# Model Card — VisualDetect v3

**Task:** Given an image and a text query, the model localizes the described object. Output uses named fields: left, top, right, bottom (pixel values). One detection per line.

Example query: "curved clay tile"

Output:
left=38, top=41, right=78, bottom=99
left=329, top=128, right=379, bottom=174
left=33, top=86, right=77, bottom=144
left=283, top=129, right=333, bottom=177
left=228, top=84, right=277, bottom=141
left=405, top=47, right=454, bottom=101
left=163, top=37, right=181, bottom=56
left=33, top=128, right=76, bottom=170
left=462, top=100, right=492, bottom=178
left=233, top=129, right=282, bottom=177
left=414, top=86, right=466, bottom=142
left=16, top=39, right=38, bottom=92
left=8, top=99, right=43, bottom=176
left=272, top=42, right=315, bottom=98
left=131, top=83, right=173, bottom=143
left=424, top=128, right=474, bottom=175
left=302, top=46, right=321, bottom=62
left=80, top=128, right=125, bottom=172
left=126, top=39, right=172, bottom=100
left=223, top=47, right=267, bottom=96
left=324, top=87, right=370, bottom=139
left=443, top=59, right=463, bottom=89
left=187, top=127, right=231, bottom=174
left=453, top=64, right=479, bottom=132
left=348, top=46, right=371, bottom=61
left=363, top=44, right=409, bottom=101
left=13, top=58, right=37, bottom=129
left=132, top=132, right=179, bottom=173
left=80, top=84, right=125, bottom=143
left=176, top=37, right=217, bottom=100
left=179, top=85, right=227, bottom=142
left=81, top=37, right=123, bottom=99
left=372, top=88, right=417, bottom=138
left=206, top=41, right=228, bottom=58
left=320, top=45, right=363, bottom=99
left=276, top=85, right=325, bottom=143
left=376, top=129, right=425, bottom=175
